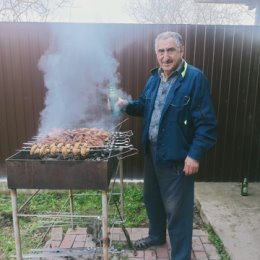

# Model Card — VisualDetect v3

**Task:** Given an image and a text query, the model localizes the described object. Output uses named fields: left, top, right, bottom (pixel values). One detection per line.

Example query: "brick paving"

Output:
left=40, top=226, right=219, bottom=260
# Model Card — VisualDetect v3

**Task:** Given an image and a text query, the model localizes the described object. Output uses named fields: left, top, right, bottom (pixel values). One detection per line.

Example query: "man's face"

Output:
left=156, top=37, right=184, bottom=78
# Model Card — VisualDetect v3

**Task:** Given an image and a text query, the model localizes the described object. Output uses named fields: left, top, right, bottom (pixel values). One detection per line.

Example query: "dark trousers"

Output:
left=144, top=144, right=194, bottom=260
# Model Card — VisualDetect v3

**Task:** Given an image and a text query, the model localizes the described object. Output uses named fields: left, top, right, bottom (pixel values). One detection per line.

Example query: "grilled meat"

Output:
left=30, top=128, right=109, bottom=158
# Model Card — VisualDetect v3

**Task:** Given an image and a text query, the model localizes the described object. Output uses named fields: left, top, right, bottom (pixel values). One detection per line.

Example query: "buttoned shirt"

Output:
left=149, top=60, right=184, bottom=143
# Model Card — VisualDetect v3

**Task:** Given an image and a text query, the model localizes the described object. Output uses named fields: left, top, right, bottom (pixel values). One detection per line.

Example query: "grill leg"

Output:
left=119, top=157, right=124, bottom=219
left=102, top=190, right=109, bottom=260
left=69, top=189, right=74, bottom=229
left=10, top=189, right=22, bottom=260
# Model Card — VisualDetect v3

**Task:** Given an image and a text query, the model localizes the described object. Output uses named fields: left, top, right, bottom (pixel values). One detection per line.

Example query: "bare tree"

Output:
left=0, top=0, right=73, bottom=22
left=125, top=0, right=255, bottom=25
left=125, top=0, right=190, bottom=23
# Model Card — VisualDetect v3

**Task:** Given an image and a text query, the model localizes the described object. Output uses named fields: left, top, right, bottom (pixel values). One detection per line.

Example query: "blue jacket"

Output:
left=125, top=61, right=217, bottom=164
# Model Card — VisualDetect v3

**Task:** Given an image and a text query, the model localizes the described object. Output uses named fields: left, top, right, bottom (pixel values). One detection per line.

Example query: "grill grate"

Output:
left=20, top=130, right=137, bottom=160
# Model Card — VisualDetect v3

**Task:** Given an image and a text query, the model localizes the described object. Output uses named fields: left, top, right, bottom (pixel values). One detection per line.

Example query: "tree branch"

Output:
left=125, top=0, right=255, bottom=25
left=0, top=0, right=72, bottom=21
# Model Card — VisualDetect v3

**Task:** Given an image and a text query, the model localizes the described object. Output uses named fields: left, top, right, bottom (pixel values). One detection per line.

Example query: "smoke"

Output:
left=38, top=25, right=121, bottom=136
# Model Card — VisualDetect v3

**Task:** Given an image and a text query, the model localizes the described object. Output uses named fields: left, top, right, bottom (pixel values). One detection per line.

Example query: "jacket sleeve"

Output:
left=125, top=77, right=153, bottom=117
left=187, top=72, right=217, bottom=162
left=125, top=99, right=145, bottom=117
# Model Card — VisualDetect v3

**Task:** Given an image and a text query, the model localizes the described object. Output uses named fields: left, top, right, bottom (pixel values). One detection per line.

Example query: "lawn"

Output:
left=0, top=183, right=146, bottom=259
left=0, top=183, right=230, bottom=260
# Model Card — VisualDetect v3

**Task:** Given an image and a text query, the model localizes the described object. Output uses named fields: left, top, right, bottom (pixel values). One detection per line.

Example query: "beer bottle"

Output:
left=241, top=178, right=248, bottom=196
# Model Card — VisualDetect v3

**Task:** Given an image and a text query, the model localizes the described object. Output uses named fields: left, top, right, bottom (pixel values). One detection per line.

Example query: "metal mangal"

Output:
left=6, top=130, right=138, bottom=260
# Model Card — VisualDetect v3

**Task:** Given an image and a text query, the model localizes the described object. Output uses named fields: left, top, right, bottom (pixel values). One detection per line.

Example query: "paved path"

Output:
left=195, top=182, right=260, bottom=260
left=37, top=226, right=219, bottom=260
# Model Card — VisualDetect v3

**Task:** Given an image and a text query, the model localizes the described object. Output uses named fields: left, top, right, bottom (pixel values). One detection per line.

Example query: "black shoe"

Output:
left=134, top=237, right=165, bottom=250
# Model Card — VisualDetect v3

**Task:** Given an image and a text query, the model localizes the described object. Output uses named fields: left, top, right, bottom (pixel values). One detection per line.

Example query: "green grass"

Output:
left=204, top=224, right=231, bottom=260
left=0, top=183, right=146, bottom=259
left=0, top=184, right=230, bottom=260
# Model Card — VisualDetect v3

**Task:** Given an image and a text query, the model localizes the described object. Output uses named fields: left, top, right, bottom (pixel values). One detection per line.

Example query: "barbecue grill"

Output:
left=7, top=130, right=136, bottom=190
left=6, top=129, right=138, bottom=260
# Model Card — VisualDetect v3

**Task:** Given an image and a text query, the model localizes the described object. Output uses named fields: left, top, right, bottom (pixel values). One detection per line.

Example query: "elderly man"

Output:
left=118, top=31, right=217, bottom=260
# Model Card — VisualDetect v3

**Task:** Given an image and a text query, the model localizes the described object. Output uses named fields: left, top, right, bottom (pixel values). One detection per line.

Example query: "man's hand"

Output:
left=183, top=156, right=199, bottom=176
left=116, top=97, right=129, bottom=109
left=107, top=97, right=128, bottom=111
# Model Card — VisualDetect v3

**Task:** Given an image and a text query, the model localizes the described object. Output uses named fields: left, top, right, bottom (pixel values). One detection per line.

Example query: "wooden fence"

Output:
left=0, top=22, right=260, bottom=181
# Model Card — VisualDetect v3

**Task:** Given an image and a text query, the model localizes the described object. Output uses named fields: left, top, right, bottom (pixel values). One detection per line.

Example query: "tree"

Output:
left=0, top=0, right=72, bottom=22
left=125, top=0, right=255, bottom=24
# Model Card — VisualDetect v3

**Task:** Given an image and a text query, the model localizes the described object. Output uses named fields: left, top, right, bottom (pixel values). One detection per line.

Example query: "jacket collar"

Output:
left=181, top=61, right=188, bottom=78
left=150, top=60, right=188, bottom=79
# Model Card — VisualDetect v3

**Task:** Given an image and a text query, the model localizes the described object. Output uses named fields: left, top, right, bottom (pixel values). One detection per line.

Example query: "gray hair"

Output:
left=154, top=31, right=184, bottom=52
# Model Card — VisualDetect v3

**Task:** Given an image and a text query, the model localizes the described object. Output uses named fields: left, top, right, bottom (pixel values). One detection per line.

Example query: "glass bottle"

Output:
left=109, top=84, right=120, bottom=117
left=241, top=178, right=248, bottom=196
